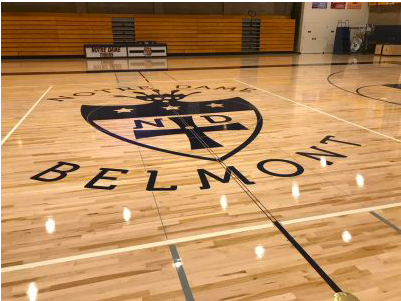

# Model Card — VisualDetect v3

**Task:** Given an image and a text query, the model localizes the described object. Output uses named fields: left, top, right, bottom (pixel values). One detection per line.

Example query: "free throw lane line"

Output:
left=1, top=85, right=53, bottom=146
left=2, top=202, right=400, bottom=273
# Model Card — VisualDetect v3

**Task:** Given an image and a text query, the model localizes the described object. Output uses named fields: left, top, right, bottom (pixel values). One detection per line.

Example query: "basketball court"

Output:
left=1, top=3, right=401, bottom=300
left=2, top=53, right=401, bottom=301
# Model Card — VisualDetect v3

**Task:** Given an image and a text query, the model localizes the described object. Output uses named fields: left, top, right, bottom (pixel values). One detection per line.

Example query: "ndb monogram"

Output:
left=80, top=89, right=263, bottom=161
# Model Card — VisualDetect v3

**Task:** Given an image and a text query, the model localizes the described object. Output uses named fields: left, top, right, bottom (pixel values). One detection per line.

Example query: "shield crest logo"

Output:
left=144, top=47, right=152, bottom=56
left=81, top=90, right=263, bottom=162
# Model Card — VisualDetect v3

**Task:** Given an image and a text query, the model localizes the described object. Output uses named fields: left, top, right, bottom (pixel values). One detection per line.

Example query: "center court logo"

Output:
left=80, top=89, right=263, bottom=161
left=30, top=85, right=362, bottom=191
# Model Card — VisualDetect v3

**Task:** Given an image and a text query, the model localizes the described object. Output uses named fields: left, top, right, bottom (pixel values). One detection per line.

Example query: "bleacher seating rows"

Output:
left=1, top=13, right=295, bottom=56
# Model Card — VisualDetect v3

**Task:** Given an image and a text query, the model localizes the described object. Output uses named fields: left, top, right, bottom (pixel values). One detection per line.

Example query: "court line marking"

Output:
left=0, top=60, right=380, bottom=77
left=2, top=202, right=400, bottom=273
left=327, top=70, right=400, bottom=106
left=169, top=245, right=195, bottom=301
left=370, top=211, right=401, bottom=234
left=1, top=85, right=53, bottom=146
left=234, top=79, right=401, bottom=143
left=168, top=90, right=340, bottom=292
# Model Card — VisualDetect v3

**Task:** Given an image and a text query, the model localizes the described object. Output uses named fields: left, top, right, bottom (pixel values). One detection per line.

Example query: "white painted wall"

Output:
left=298, top=3, right=369, bottom=53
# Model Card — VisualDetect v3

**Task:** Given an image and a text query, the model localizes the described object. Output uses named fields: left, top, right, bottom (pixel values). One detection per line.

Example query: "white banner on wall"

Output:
left=85, top=45, right=128, bottom=58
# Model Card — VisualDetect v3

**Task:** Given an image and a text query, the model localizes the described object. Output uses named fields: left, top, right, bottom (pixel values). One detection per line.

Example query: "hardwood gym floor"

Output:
left=1, top=54, right=401, bottom=301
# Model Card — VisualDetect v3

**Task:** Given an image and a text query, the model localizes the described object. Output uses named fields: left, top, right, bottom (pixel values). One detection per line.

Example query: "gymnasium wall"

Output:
left=368, top=5, right=401, bottom=25
left=1, top=13, right=295, bottom=57
left=298, top=2, right=369, bottom=53
left=1, top=2, right=293, bottom=15
left=368, top=4, right=401, bottom=47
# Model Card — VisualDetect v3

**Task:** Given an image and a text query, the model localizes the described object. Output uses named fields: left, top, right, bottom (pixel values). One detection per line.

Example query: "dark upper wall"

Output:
left=223, top=2, right=293, bottom=15
left=1, top=2, right=293, bottom=15
left=1, top=2, right=78, bottom=13
left=158, top=2, right=225, bottom=14
left=85, top=2, right=155, bottom=14
left=368, top=5, right=401, bottom=25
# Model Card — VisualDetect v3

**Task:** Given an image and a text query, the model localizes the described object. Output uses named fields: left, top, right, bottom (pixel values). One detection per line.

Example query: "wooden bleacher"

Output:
left=260, top=18, right=295, bottom=52
left=1, top=13, right=295, bottom=57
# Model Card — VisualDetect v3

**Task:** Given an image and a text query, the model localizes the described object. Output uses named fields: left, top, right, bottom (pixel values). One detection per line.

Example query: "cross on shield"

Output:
left=81, top=92, right=263, bottom=162
left=133, top=116, right=248, bottom=150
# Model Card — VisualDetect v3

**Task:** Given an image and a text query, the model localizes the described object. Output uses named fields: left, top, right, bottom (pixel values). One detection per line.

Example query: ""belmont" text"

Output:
left=30, top=135, right=361, bottom=191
